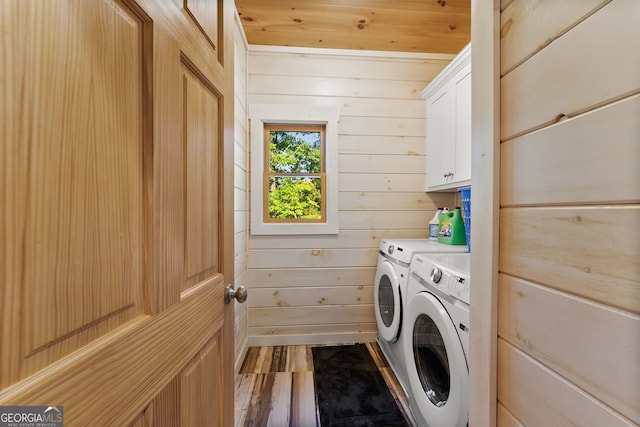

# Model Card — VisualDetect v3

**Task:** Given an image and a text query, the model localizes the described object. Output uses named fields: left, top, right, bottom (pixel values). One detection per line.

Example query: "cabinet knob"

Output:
left=443, top=172, right=454, bottom=178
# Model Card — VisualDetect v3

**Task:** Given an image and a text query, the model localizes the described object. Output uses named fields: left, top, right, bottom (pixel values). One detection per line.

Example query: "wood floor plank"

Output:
left=267, top=373, right=292, bottom=427
left=238, top=347, right=257, bottom=374
left=255, top=347, right=275, bottom=373
left=244, top=373, right=276, bottom=426
left=269, top=346, right=288, bottom=373
left=234, top=374, right=257, bottom=426
left=366, top=341, right=390, bottom=368
left=286, top=345, right=314, bottom=372
left=291, top=371, right=317, bottom=427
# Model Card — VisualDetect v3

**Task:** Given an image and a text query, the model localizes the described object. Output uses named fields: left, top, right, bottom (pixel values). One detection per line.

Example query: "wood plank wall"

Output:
left=234, top=13, right=250, bottom=373
left=498, top=0, right=640, bottom=425
left=246, top=47, right=457, bottom=346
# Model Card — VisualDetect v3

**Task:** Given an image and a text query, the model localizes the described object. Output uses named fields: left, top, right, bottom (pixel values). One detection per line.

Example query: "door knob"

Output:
left=225, top=284, right=248, bottom=304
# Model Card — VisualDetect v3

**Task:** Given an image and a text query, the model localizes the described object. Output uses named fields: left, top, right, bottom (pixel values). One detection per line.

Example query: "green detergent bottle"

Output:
left=438, top=207, right=467, bottom=245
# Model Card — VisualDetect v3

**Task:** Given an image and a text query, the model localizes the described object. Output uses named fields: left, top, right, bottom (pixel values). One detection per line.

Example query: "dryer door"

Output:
left=374, top=259, right=402, bottom=343
left=403, top=291, right=468, bottom=427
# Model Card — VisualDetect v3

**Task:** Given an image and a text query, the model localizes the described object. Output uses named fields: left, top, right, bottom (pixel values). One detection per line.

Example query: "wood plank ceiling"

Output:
left=235, top=0, right=471, bottom=55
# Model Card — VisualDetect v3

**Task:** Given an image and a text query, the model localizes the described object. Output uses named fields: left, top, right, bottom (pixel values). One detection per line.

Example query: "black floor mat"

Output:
left=312, top=344, right=408, bottom=427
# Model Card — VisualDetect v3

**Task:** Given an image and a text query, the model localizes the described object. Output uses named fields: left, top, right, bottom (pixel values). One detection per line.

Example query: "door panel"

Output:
left=185, top=0, right=219, bottom=50
left=1, top=0, right=235, bottom=425
left=181, top=333, right=224, bottom=426
left=0, top=277, right=224, bottom=424
left=183, top=59, right=221, bottom=288
left=128, top=403, right=154, bottom=427
left=152, top=377, right=180, bottom=426
left=2, top=0, right=148, bottom=389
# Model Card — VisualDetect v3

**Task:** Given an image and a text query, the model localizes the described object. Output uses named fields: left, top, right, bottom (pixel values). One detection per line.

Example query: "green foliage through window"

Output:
left=265, top=126, right=324, bottom=221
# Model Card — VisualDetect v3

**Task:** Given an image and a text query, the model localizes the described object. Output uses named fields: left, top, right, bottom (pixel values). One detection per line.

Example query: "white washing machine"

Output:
left=374, top=239, right=467, bottom=396
left=403, top=252, right=470, bottom=427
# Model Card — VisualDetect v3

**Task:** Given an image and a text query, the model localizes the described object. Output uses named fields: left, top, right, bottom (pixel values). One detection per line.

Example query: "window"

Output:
left=264, top=124, right=325, bottom=222
left=249, top=104, right=340, bottom=235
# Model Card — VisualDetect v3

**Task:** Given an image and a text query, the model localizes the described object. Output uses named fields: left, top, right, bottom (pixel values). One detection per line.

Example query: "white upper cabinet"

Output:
left=422, top=43, right=471, bottom=192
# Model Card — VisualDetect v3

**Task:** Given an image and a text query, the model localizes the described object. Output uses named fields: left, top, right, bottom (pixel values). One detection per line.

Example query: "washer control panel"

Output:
left=439, top=269, right=470, bottom=305
left=411, top=253, right=470, bottom=305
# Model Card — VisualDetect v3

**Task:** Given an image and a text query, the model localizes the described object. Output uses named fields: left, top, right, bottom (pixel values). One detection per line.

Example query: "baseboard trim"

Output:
left=247, top=332, right=378, bottom=348
left=234, top=337, right=249, bottom=375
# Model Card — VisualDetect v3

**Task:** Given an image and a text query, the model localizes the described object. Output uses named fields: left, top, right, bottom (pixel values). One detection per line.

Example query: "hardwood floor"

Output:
left=234, top=342, right=417, bottom=426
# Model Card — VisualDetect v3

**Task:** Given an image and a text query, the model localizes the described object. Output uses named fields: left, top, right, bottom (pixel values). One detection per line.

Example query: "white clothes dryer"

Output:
left=374, top=239, right=467, bottom=396
left=403, top=253, right=470, bottom=427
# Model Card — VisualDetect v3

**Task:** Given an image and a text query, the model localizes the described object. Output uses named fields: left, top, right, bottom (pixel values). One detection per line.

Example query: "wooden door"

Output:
left=0, top=0, right=235, bottom=425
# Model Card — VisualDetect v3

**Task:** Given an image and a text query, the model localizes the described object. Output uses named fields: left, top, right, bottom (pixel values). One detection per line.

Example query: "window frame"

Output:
left=249, top=104, right=340, bottom=235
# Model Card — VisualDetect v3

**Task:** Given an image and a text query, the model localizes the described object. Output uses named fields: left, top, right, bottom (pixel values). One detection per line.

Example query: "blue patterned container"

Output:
left=458, top=186, right=471, bottom=252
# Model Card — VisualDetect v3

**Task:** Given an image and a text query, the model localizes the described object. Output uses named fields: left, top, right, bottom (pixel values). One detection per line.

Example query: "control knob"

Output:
left=430, top=267, right=443, bottom=284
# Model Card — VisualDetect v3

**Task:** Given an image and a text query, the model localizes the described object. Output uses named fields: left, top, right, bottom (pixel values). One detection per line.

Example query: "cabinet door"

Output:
left=453, top=64, right=472, bottom=185
left=424, top=44, right=471, bottom=192
left=426, top=83, right=455, bottom=189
